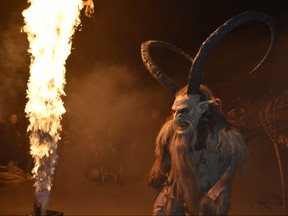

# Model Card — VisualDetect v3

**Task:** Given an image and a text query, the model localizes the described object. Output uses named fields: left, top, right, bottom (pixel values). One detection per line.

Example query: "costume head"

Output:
left=141, top=11, right=276, bottom=215
left=141, top=11, right=276, bottom=130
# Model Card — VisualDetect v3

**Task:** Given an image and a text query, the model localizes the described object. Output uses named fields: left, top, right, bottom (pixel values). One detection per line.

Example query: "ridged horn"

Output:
left=187, top=11, right=277, bottom=95
left=141, top=40, right=193, bottom=95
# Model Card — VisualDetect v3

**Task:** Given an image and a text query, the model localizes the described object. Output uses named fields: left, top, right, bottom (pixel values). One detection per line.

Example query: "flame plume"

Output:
left=22, top=0, right=94, bottom=212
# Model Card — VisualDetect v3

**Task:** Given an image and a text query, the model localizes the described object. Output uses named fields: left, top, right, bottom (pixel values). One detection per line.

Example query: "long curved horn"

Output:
left=141, top=40, right=193, bottom=95
left=187, top=11, right=277, bottom=95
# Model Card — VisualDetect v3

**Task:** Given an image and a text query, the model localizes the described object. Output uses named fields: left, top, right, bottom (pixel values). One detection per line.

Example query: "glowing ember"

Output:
left=22, top=0, right=94, bottom=213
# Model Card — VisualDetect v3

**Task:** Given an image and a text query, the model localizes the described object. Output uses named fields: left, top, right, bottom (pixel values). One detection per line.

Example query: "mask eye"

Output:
left=179, top=108, right=189, bottom=115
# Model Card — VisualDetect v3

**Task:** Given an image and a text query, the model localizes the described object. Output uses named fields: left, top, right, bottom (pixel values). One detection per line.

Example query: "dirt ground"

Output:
left=0, top=137, right=287, bottom=216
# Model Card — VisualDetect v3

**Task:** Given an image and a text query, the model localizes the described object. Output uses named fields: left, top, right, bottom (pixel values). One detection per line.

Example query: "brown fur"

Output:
left=149, top=85, right=247, bottom=215
left=169, top=125, right=200, bottom=215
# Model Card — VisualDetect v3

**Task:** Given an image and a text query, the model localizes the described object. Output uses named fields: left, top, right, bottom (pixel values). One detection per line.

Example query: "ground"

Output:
left=0, top=136, right=287, bottom=216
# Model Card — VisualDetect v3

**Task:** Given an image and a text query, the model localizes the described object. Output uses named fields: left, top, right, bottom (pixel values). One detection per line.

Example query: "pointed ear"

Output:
left=198, top=101, right=211, bottom=114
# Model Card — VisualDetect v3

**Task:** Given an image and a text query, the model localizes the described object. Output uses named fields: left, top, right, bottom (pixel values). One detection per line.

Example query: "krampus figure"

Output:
left=141, top=11, right=276, bottom=215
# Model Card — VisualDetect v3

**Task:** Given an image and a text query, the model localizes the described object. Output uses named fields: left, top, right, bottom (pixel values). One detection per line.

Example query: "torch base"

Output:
left=31, top=210, right=64, bottom=216
left=32, top=201, right=63, bottom=216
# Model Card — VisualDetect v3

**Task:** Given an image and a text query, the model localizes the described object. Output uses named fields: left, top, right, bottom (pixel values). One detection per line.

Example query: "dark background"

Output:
left=0, top=1, right=287, bottom=120
left=0, top=0, right=287, bottom=215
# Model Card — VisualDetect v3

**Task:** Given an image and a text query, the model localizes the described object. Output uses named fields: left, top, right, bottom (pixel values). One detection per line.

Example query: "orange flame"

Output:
left=22, top=0, right=94, bottom=211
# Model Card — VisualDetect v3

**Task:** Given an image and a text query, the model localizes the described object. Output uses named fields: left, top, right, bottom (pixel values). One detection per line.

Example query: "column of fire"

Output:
left=22, top=0, right=94, bottom=213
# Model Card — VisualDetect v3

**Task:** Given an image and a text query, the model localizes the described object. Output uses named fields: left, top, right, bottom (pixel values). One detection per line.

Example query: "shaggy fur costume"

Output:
left=148, top=85, right=247, bottom=215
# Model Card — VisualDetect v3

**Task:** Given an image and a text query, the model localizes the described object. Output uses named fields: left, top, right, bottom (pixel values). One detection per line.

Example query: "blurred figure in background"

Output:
left=0, top=113, right=32, bottom=186
left=2, top=113, right=31, bottom=173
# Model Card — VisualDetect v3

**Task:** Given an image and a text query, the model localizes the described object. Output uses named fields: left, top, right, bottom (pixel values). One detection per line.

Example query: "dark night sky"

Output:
left=0, top=0, right=287, bottom=175
left=0, top=1, right=287, bottom=114
left=0, top=0, right=287, bottom=137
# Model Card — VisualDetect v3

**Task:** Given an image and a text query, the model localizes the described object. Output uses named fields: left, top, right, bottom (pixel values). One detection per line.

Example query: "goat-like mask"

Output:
left=172, top=94, right=210, bottom=134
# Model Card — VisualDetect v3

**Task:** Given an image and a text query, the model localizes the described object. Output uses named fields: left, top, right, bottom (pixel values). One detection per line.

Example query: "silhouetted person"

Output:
left=3, top=113, right=31, bottom=173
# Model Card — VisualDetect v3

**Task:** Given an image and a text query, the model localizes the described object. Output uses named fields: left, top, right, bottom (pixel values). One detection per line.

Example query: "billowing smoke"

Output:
left=60, top=62, right=171, bottom=180
left=0, top=14, right=29, bottom=120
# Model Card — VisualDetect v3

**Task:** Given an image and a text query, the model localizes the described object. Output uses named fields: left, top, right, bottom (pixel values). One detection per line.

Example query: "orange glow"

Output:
left=22, top=0, right=94, bottom=211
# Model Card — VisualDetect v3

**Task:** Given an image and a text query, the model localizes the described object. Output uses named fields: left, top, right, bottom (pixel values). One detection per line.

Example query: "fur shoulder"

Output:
left=206, top=123, right=247, bottom=161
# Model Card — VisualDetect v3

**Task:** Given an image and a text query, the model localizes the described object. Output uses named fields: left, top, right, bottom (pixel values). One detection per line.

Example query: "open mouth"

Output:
left=177, top=122, right=189, bottom=131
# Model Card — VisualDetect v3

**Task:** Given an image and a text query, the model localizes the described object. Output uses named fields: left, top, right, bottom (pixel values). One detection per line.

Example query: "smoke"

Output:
left=0, top=13, right=29, bottom=120
left=1, top=0, right=287, bottom=183
left=57, top=62, right=171, bottom=180
left=0, top=1, right=287, bottom=215
left=0, top=0, right=178, bottom=188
